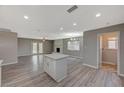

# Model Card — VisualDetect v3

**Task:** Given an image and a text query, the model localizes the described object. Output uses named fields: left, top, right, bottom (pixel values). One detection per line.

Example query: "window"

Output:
left=39, top=42, right=43, bottom=53
left=108, top=37, right=117, bottom=49
left=33, top=42, right=38, bottom=54
left=67, top=41, right=80, bottom=51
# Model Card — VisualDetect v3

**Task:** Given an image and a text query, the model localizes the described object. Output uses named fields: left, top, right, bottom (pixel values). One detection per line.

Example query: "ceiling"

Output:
left=0, top=5, right=124, bottom=40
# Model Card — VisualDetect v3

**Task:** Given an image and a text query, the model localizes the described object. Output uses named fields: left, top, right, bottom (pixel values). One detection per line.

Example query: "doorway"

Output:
left=98, top=32, right=120, bottom=74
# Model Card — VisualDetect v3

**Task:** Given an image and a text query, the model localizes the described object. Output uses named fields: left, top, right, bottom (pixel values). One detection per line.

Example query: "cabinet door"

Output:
left=44, top=57, right=49, bottom=73
left=49, top=61, right=56, bottom=79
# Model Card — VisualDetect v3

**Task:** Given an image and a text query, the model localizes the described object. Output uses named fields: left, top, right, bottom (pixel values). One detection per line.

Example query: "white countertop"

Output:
left=44, top=53, right=69, bottom=60
left=0, top=60, right=3, bottom=66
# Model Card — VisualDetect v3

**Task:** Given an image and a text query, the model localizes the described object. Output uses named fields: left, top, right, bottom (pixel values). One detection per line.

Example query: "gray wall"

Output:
left=0, top=31, right=17, bottom=65
left=43, top=40, right=54, bottom=54
left=18, top=38, right=32, bottom=56
left=18, top=38, right=53, bottom=56
left=0, top=28, right=11, bottom=32
left=54, top=39, right=63, bottom=53
left=83, top=23, right=124, bottom=75
left=63, top=37, right=83, bottom=59
left=119, top=31, right=124, bottom=75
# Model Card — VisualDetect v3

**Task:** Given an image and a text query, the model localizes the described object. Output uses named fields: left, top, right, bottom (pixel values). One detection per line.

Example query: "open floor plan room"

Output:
left=0, top=5, right=124, bottom=87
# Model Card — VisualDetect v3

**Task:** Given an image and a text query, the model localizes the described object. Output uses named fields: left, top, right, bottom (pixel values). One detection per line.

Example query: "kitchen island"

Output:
left=44, top=53, right=69, bottom=82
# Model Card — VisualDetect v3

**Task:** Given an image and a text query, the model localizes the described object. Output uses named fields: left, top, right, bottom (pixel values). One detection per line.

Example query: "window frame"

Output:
left=32, top=42, right=38, bottom=54
left=67, top=40, right=80, bottom=51
left=38, top=42, right=43, bottom=54
left=107, top=38, right=117, bottom=49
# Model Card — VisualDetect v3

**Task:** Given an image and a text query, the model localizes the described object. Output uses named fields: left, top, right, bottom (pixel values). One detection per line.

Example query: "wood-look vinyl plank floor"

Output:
left=2, top=55, right=124, bottom=87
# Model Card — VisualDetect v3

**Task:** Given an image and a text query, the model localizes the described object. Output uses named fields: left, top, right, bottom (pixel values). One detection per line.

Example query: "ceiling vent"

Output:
left=67, top=5, right=78, bottom=13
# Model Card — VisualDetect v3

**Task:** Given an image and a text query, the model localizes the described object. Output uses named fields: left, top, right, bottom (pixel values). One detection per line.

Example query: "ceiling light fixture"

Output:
left=65, top=33, right=81, bottom=37
left=24, top=15, right=29, bottom=19
left=60, top=27, right=63, bottom=30
left=42, top=37, right=46, bottom=42
left=96, top=13, right=101, bottom=17
left=73, top=22, right=77, bottom=26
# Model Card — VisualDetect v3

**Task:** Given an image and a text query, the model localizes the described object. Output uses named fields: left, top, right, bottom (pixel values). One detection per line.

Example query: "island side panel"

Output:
left=55, top=58, right=68, bottom=82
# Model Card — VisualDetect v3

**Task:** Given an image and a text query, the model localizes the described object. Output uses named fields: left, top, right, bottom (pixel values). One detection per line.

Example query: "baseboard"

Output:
left=18, top=54, right=44, bottom=57
left=119, top=73, right=124, bottom=77
left=83, top=63, right=98, bottom=69
left=56, top=75, right=67, bottom=82
left=102, top=61, right=117, bottom=65
left=2, top=61, right=18, bottom=66
left=18, top=54, right=33, bottom=57
left=70, top=55, right=83, bottom=59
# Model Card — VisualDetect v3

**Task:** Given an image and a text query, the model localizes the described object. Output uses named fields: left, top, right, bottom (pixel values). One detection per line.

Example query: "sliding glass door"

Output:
left=32, top=42, right=43, bottom=54
left=33, top=42, right=38, bottom=54
left=39, top=42, right=43, bottom=53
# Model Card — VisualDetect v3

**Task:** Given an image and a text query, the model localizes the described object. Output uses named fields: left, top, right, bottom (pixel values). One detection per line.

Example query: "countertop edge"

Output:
left=44, top=54, right=70, bottom=60
left=0, top=60, right=3, bottom=66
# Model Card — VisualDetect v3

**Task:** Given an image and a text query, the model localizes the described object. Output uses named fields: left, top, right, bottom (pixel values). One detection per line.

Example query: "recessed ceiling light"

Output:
left=24, top=15, right=29, bottom=19
left=73, top=22, right=77, bottom=26
left=96, top=13, right=101, bottom=17
left=60, top=27, right=63, bottom=30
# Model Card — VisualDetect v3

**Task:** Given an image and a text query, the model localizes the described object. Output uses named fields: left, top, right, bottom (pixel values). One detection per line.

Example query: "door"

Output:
left=49, top=60, right=55, bottom=78
left=32, top=42, right=43, bottom=54
left=44, top=57, right=49, bottom=73
left=32, top=42, right=38, bottom=54
left=38, top=42, right=43, bottom=54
